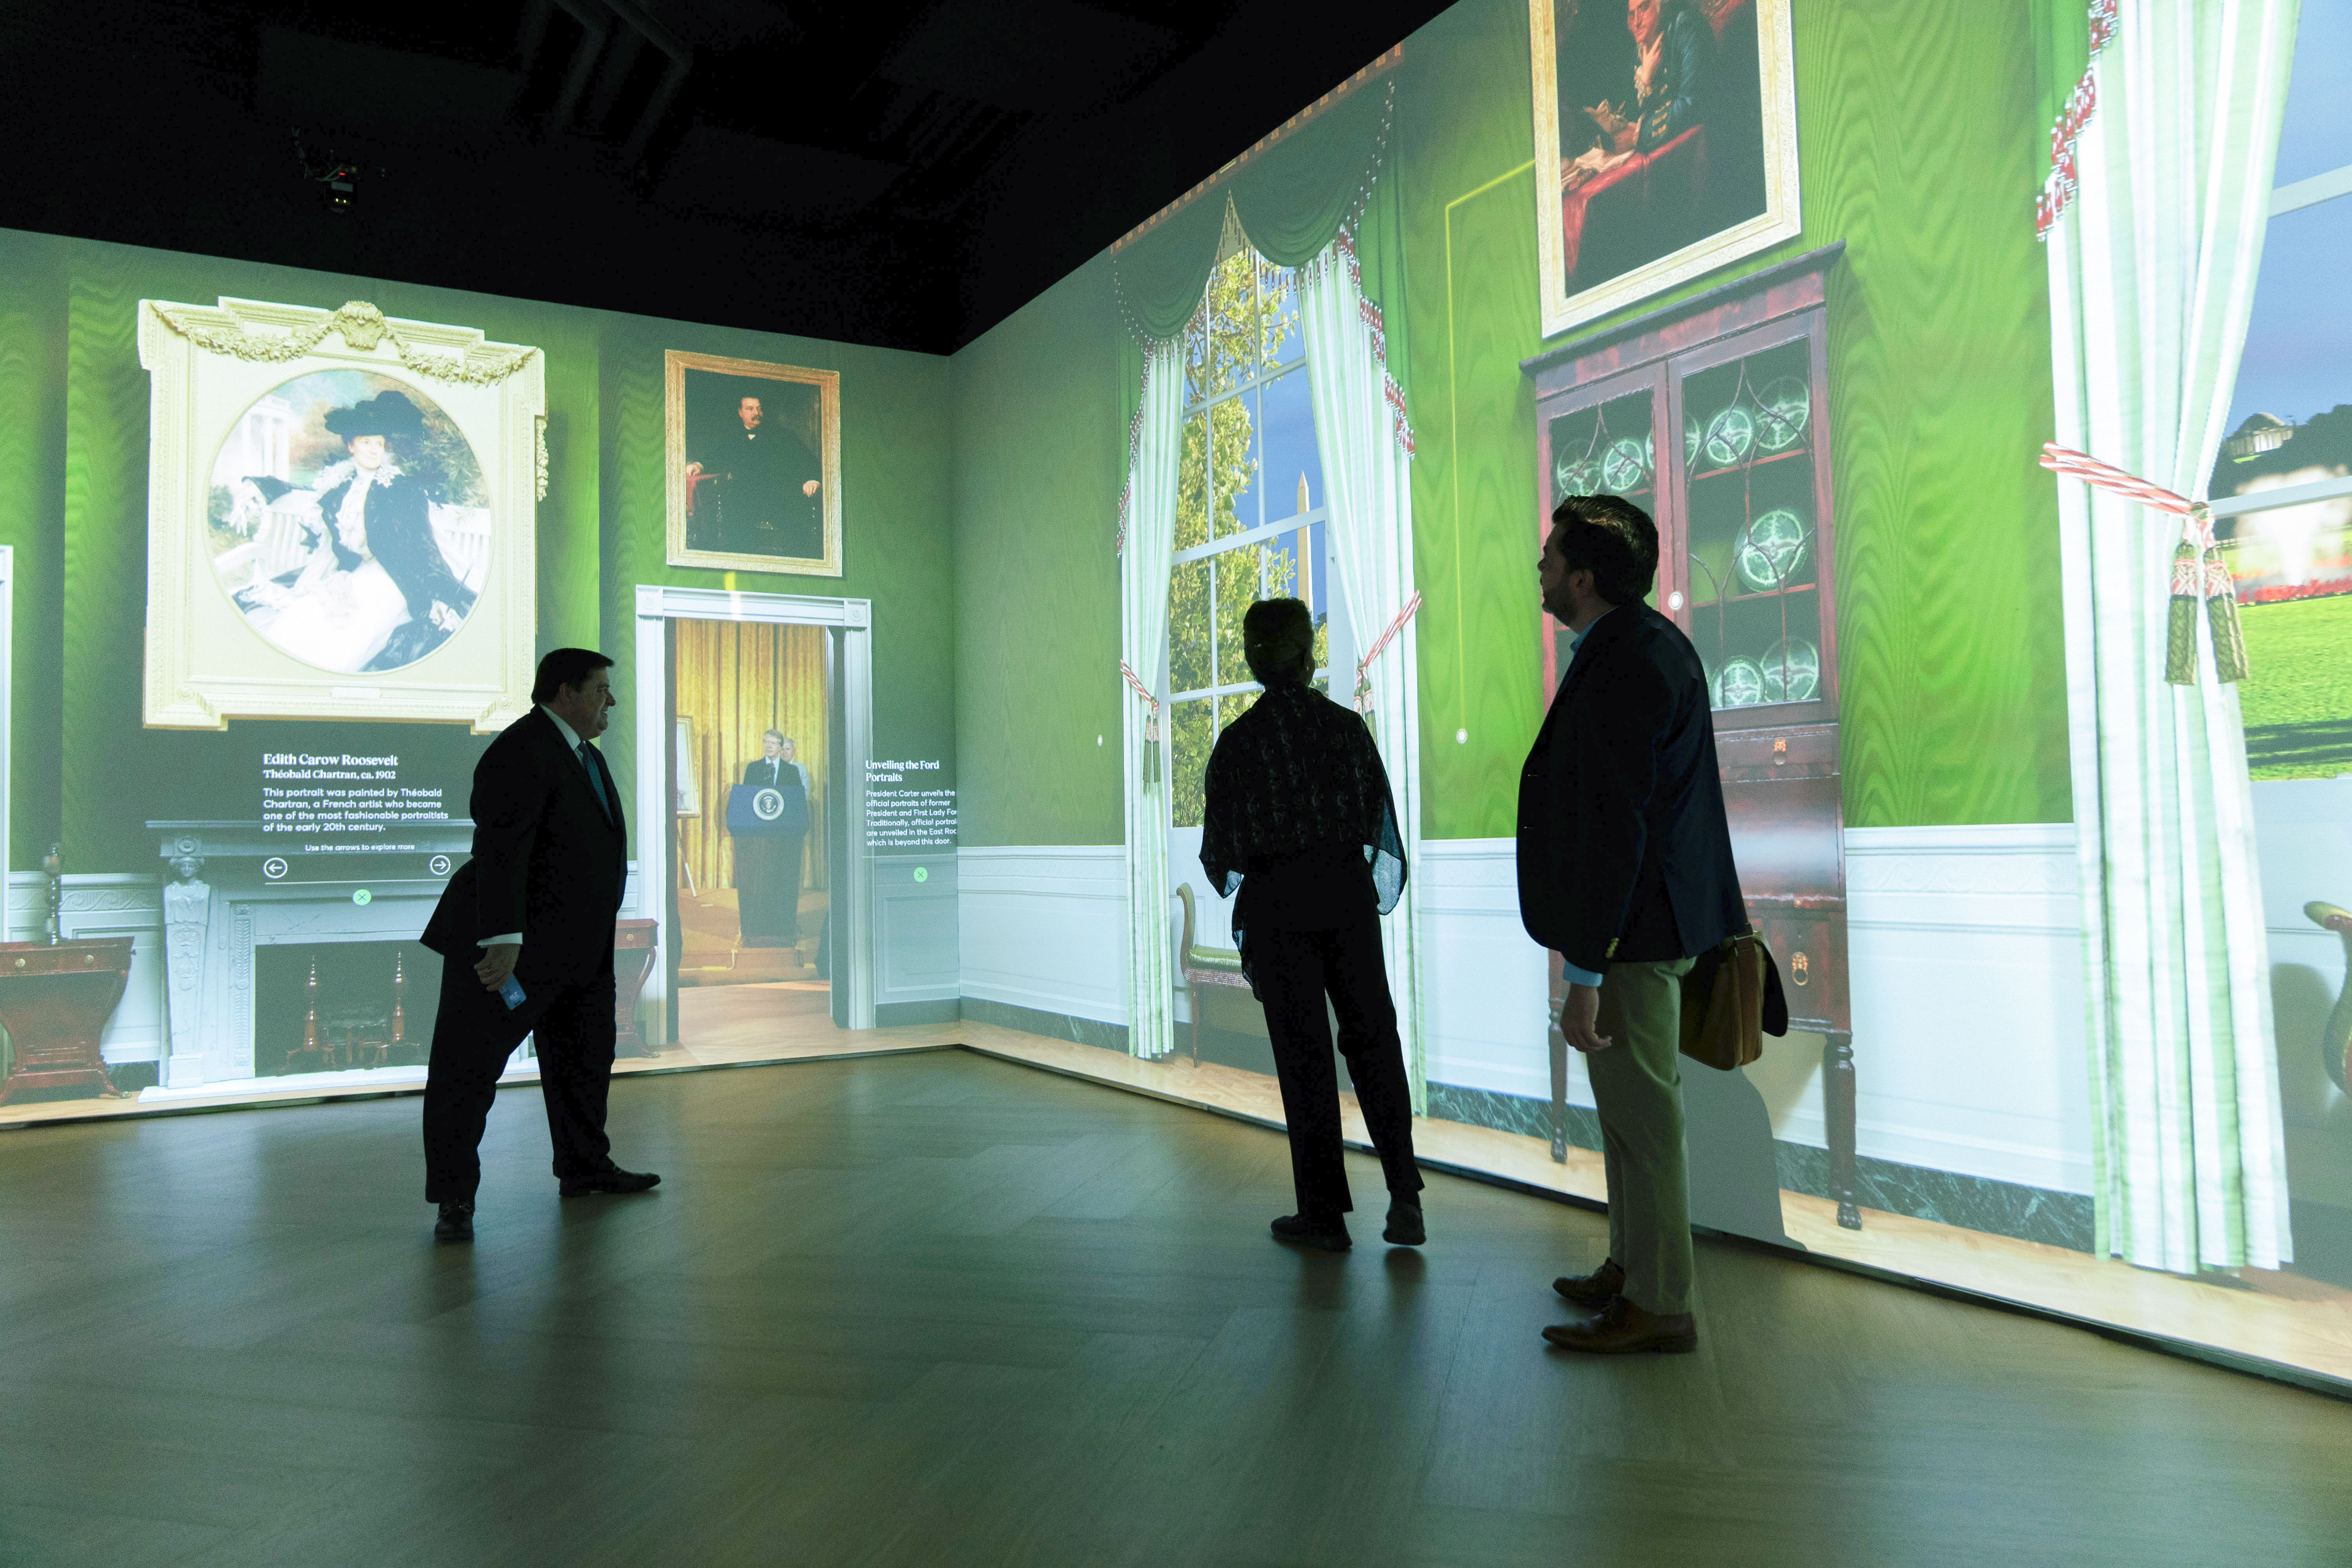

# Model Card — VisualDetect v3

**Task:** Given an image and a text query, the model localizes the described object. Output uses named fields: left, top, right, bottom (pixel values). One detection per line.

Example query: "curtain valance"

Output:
left=1112, top=73, right=1397, bottom=345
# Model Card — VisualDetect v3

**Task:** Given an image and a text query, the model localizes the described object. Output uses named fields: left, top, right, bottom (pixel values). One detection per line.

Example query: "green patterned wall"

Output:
left=0, top=229, right=953, bottom=877
left=598, top=311, right=957, bottom=806
left=949, top=0, right=2076, bottom=846
left=0, top=234, right=68, bottom=866
left=949, top=257, right=1127, bottom=847
left=1401, top=0, right=2073, bottom=837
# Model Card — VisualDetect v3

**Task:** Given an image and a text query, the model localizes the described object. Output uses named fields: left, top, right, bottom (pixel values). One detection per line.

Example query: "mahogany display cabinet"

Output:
left=1523, top=243, right=1860, bottom=1229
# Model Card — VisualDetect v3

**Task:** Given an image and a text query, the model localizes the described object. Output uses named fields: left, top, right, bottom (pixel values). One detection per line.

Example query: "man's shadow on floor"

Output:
left=1683, top=1061, right=1796, bottom=1247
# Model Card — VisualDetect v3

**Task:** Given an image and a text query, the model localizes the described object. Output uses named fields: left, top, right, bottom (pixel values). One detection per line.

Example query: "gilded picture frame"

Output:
left=138, top=297, right=543, bottom=732
left=1530, top=0, right=1802, bottom=339
left=664, top=352, right=843, bottom=578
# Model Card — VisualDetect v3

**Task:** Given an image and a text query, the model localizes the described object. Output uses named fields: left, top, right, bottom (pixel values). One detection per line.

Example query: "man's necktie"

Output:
left=579, top=742, right=612, bottom=820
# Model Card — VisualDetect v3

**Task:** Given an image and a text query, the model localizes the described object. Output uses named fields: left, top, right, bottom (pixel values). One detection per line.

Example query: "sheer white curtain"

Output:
left=2043, top=0, right=2298, bottom=1272
left=1119, top=339, right=1186, bottom=1060
left=1297, top=234, right=1427, bottom=1113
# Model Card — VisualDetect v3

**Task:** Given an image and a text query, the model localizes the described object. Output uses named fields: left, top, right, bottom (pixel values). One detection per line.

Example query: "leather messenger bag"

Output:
left=1677, top=930, right=1791, bottom=1071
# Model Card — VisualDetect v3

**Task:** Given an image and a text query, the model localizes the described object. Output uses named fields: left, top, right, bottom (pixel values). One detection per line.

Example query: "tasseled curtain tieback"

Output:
left=1355, top=591, right=1422, bottom=720
left=2040, top=442, right=2249, bottom=686
left=1120, top=661, right=1163, bottom=784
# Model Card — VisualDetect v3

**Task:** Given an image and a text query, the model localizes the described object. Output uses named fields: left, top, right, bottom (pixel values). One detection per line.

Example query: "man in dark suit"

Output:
left=685, top=393, right=823, bottom=559
left=419, top=648, right=659, bottom=1241
left=1517, top=495, right=1746, bottom=1353
left=735, top=729, right=809, bottom=948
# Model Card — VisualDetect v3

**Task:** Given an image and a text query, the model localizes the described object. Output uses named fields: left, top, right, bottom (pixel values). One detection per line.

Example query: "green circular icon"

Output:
left=352, top=889, right=372, bottom=906
left=913, top=867, right=929, bottom=884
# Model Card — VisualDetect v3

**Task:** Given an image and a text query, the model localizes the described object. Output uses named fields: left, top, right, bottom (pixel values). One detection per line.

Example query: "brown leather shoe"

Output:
left=1542, top=1296, right=1697, bottom=1354
left=1551, top=1257, right=1624, bottom=1307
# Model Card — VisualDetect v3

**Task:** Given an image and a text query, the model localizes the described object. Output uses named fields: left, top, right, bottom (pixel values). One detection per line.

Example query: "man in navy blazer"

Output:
left=418, top=648, right=658, bottom=1240
left=1517, top=495, right=1745, bottom=1353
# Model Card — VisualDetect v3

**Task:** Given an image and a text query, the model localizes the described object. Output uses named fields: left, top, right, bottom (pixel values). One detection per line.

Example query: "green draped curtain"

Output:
left=2033, top=0, right=2299, bottom=1274
left=1109, top=72, right=1421, bottom=1073
left=1114, top=76, right=1405, bottom=352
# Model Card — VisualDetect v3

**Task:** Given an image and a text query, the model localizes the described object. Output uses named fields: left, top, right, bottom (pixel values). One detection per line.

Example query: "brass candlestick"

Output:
left=40, top=844, right=62, bottom=946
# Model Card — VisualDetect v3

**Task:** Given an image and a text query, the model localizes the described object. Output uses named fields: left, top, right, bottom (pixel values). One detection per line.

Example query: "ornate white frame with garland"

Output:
left=138, top=297, right=544, bottom=731
left=663, top=350, right=843, bottom=579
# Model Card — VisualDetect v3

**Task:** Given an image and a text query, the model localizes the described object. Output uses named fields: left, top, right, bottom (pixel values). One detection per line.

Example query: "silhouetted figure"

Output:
left=418, top=648, right=660, bottom=1241
left=1201, top=598, right=1424, bottom=1252
left=1518, top=496, right=1746, bottom=1354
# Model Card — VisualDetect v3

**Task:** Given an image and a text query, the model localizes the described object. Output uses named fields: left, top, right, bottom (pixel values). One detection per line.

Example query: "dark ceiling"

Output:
left=0, top=0, right=1452, bottom=353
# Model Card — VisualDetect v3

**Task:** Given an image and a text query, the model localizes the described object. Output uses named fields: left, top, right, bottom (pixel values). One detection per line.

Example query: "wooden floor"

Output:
left=14, top=1002, right=2352, bottom=1388
left=958, top=1028, right=2352, bottom=1385
left=3, top=1051, right=2349, bottom=1567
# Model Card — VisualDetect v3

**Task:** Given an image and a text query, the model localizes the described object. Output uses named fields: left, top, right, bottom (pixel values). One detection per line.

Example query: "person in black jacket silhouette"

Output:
left=1201, top=598, right=1423, bottom=1253
left=1518, top=494, right=1745, bottom=1354
left=418, top=648, right=658, bottom=1240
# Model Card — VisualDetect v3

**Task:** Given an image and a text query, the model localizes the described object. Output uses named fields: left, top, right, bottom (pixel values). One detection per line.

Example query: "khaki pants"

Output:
left=1587, top=956, right=1697, bottom=1315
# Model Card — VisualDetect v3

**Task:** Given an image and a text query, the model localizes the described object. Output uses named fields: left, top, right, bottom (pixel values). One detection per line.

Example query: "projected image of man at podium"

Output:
left=733, top=730, right=808, bottom=948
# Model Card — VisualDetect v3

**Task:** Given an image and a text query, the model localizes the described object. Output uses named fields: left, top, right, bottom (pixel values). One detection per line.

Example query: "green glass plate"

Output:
left=1711, top=657, right=1766, bottom=709
left=1760, top=637, right=1820, bottom=702
left=1735, top=508, right=1810, bottom=590
left=1754, top=376, right=1811, bottom=453
left=1601, top=436, right=1648, bottom=493
left=1703, top=405, right=1755, bottom=468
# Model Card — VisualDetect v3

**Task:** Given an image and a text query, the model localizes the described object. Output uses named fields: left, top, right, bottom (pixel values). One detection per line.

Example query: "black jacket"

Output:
left=316, top=470, right=477, bottom=629
left=1516, top=604, right=1745, bottom=975
left=701, top=425, right=822, bottom=558
left=740, top=757, right=808, bottom=791
left=421, top=708, right=628, bottom=981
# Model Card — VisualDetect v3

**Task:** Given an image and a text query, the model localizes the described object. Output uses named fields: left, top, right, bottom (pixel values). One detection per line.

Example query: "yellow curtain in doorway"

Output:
left=674, top=619, right=828, bottom=895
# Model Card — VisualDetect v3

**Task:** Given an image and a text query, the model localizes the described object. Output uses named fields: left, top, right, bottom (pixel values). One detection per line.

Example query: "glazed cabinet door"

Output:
left=1664, top=312, right=1837, bottom=731
left=1534, top=361, right=1673, bottom=703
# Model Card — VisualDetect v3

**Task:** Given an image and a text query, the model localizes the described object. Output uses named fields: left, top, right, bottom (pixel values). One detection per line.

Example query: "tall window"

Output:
left=1167, top=247, right=1334, bottom=828
left=2214, top=8, right=2352, bottom=779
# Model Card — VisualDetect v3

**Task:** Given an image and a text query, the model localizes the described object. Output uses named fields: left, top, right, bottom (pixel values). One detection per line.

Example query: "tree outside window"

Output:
left=1168, top=247, right=1335, bottom=828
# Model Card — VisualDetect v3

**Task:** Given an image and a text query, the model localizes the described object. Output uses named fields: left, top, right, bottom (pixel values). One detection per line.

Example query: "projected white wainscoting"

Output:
left=143, top=820, right=472, bottom=1094
left=134, top=822, right=642, bottom=1099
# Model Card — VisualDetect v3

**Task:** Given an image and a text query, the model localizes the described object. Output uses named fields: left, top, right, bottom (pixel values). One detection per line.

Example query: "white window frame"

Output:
left=2225, top=133, right=2352, bottom=524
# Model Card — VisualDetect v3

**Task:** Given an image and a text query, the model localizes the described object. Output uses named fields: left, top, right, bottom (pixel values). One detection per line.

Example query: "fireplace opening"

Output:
left=254, top=941, right=440, bottom=1076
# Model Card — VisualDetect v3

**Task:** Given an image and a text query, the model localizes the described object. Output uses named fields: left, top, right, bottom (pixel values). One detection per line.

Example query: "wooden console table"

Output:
left=0, top=938, right=136, bottom=1105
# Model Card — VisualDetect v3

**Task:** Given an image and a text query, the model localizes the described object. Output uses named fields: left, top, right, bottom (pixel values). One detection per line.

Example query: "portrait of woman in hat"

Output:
left=212, top=374, right=492, bottom=673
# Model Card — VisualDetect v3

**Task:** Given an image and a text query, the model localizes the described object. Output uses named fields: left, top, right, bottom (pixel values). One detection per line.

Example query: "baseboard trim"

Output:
left=1426, top=1081, right=2093, bottom=1252
left=874, top=1000, right=960, bottom=1028
left=957, top=995, right=1128, bottom=1053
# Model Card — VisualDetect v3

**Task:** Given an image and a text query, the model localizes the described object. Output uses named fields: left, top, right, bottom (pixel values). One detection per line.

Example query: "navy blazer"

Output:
left=421, top=708, right=628, bottom=981
left=1516, top=604, right=1746, bottom=975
